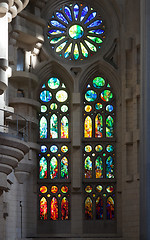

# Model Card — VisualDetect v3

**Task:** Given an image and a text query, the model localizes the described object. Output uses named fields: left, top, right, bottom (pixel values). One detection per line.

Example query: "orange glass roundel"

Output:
left=51, top=186, right=58, bottom=193
left=40, top=186, right=47, bottom=193
left=61, top=186, right=68, bottom=193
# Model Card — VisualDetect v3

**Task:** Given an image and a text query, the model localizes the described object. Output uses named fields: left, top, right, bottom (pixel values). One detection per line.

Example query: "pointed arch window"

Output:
left=82, top=76, right=115, bottom=223
left=38, top=77, right=70, bottom=221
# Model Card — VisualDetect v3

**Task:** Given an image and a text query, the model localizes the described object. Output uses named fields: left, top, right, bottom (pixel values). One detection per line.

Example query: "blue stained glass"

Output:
left=50, top=145, right=58, bottom=153
left=41, top=145, right=47, bottom=153
left=106, top=156, right=114, bottom=178
left=56, top=12, right=68, bottom=24
left=88, top=29, right=104, bottom=34
left=87, top=20, right=102, bottom=28
left=84, top=12, right=97, bottom=24
left=74, top=4, right=79, bottom=20
left=50, top=20, right=66, bottom=28
left=48, top=29, right=65, bottom=35
left=80, top=6, right=88, bottom=21
left=40, top=91, right=52, bottom=102
left=64, top=6, right=72, bottom=21
left=106, top=105, right=113, bottom=112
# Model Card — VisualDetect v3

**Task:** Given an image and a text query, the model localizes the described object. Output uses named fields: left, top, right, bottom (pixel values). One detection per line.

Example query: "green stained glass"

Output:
left=85, top=197, right=93, bottom=219
left=41, top=105, right=47, bottom=112
left=40, top=90, right=52, bottom=102
left=85, top=90, right=97, bottom=102
left=80, top=42, right=88, bottom=57
left=93, top=77, right=105, bottom=88
left=64, top=43, right=72, bottom=58
left=95, top=145, right=103, bottom=152
left=61, top=105, right=68, bottom=112
left=85, top=40, right=97, bottom=52
left=50, top=103, right=58, bottom=110
left=61, top=157, right=68, bottom=179
left=106, top=156, right=114, bottom=178
left=107, top=84, right=111, bottom=87
left=56, top=90, right=68, bottom=102
left=85, top=145, right=92, bottom=152
left=50, top=114, right=58, bottom=138
left=106, top=116, right=114, bottom=137
left=50, top=145, right=58, bottom=153
left=85, top=185, right=92, bottom=193
left=95, top=103, right=103, bottom=110
left=50, top=36, right=65, bottom=44
left=69, top=25, right=84, bottom=39
left=106, top=145, right=114, bottom=152
left=50, top=157, right=58, bottom=179
left=95, top=156, right=103, bottom=178
left=56, top=41, right=67, bottom=52
left=95, top=114, right=103, bottom=138
left=40, top=117, right=47, bottom=139
left=85, top=105, right=92, bottom=112
left=106, top=186, right=114, bottom=193
left=74, top=44, right=79, bottom=59
left=87, top=36, right=102, bottom=44
left=85, top=156, right=92, bottom=178
left=88, top=29, right=104, bottom=35
left=48, top=77, right=60, bottom=89
left=96, top=185, right=103, bottom=192
left=39, top=157, right=47, bottom=179
left=61, top=145, right=68, bottom=153
left=101, top=90, right=113, bottom=102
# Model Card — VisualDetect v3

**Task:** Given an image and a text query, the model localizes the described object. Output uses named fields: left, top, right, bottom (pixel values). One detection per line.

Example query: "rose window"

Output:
left=47, top=3, right=106, bottom=61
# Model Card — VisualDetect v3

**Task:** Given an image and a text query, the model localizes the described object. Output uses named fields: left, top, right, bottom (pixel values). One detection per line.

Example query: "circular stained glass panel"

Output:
left=40, top=186, right=47, bottom=193
left=69, top=25, right=84, bottom=39
left=101, top=90, right=113, bottom=102
left=61, top=105, right=68, bottom=112
left=85, top=105, right=92, bottom=112
left=41, top=145, right=47, bottom=153
left=93, top=77, right=105, bottom=88
left=51, top=186, right=58, bottom=193
left=106, top=145, right=114, bottom=152
left=106, top=104, right=113, bottom=112
left=106, top=186, right=114, bottom=193
left=85, top=185, right=92, bottom=193
left=96, top=185, right=103, bottom=192
left=95, top=145, right=103, bottom=152
left=41, top=105, right=47, bottom=112
left=61, top=186, right=68, bottom=193
left=61, top=145, right=68, bottom=153
left=48, top=77, right=60, bottom=89
left=56, top=90, right=68, bottom=102
left=50, top=103, right=58, bottom=110
left=95, top=103, right=103, bottom=110
left=85, top=145, right=92, bottom=152
left=85, top=90, right=97, bottom=102
left=50, top=145, right=58, bottom=153
left=40, top=91, right=52, bottom=102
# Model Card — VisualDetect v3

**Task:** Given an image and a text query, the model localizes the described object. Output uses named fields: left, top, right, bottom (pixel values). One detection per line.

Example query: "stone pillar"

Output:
left=140, top=0, right=150, bottom=239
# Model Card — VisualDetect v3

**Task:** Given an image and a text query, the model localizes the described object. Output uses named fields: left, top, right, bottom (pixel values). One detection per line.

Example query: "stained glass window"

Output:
left=47, top=3, right=106, bottom=61
left=83, top=76, right=115, bottom=221
left=39, top=77, right=70, bottom=221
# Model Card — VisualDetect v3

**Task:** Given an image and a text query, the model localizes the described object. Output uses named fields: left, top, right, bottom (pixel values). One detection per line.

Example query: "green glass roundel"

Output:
left=61, top=105, right=68, bottom=112
left=95, top=103, right=103, bottom=110
left=93, top=77, right=105, bottom=88
left=48, top=77, right=60, bottom=89
left=56, top=90, right=68, bottom=102
left=85, top=90, right=97, bottom=102
left=69, top=25, right=84, bottom=39
left=101, top=90, right=113, bottom=102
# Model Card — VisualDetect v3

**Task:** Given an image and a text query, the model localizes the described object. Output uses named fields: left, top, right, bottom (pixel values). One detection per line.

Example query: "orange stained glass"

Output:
left=84, top=116, right=92, bottom=138
left=40, top=186, right=47, bottom=193
left=95, top=114, right=103, bottom=138
left=85, top=197, right=93, bottom=219
left=51, top=186, right=58, bottom=193
left=40, top=197, right=47, bottom=220
left=61, top=197, right=69, bottom=220
left=51, top=197, right=58, bottom=220
left=61, top=116, right=69, bottom=138
left=61, top=186, right=68, bottom=193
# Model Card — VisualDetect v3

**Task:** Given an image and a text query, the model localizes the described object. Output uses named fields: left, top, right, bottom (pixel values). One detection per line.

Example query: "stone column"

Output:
left=140, top=0, right=150, bottom=239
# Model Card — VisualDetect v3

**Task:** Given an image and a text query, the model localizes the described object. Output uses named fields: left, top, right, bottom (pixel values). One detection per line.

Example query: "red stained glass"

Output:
left=107, top=197, right=115, bottom=220
left=40, top=197, right=47, bottom=220
left=96, top=196, right=103, bottom=219
left=61, top=197, right=69, bottom=220
left=51, top=197, right=58, bottom=220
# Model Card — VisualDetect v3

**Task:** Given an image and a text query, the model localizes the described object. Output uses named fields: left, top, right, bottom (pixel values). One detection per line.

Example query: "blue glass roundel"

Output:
left=47, top=3, right=105, bottom=61
left=40, top=91, right=52, bottom=102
